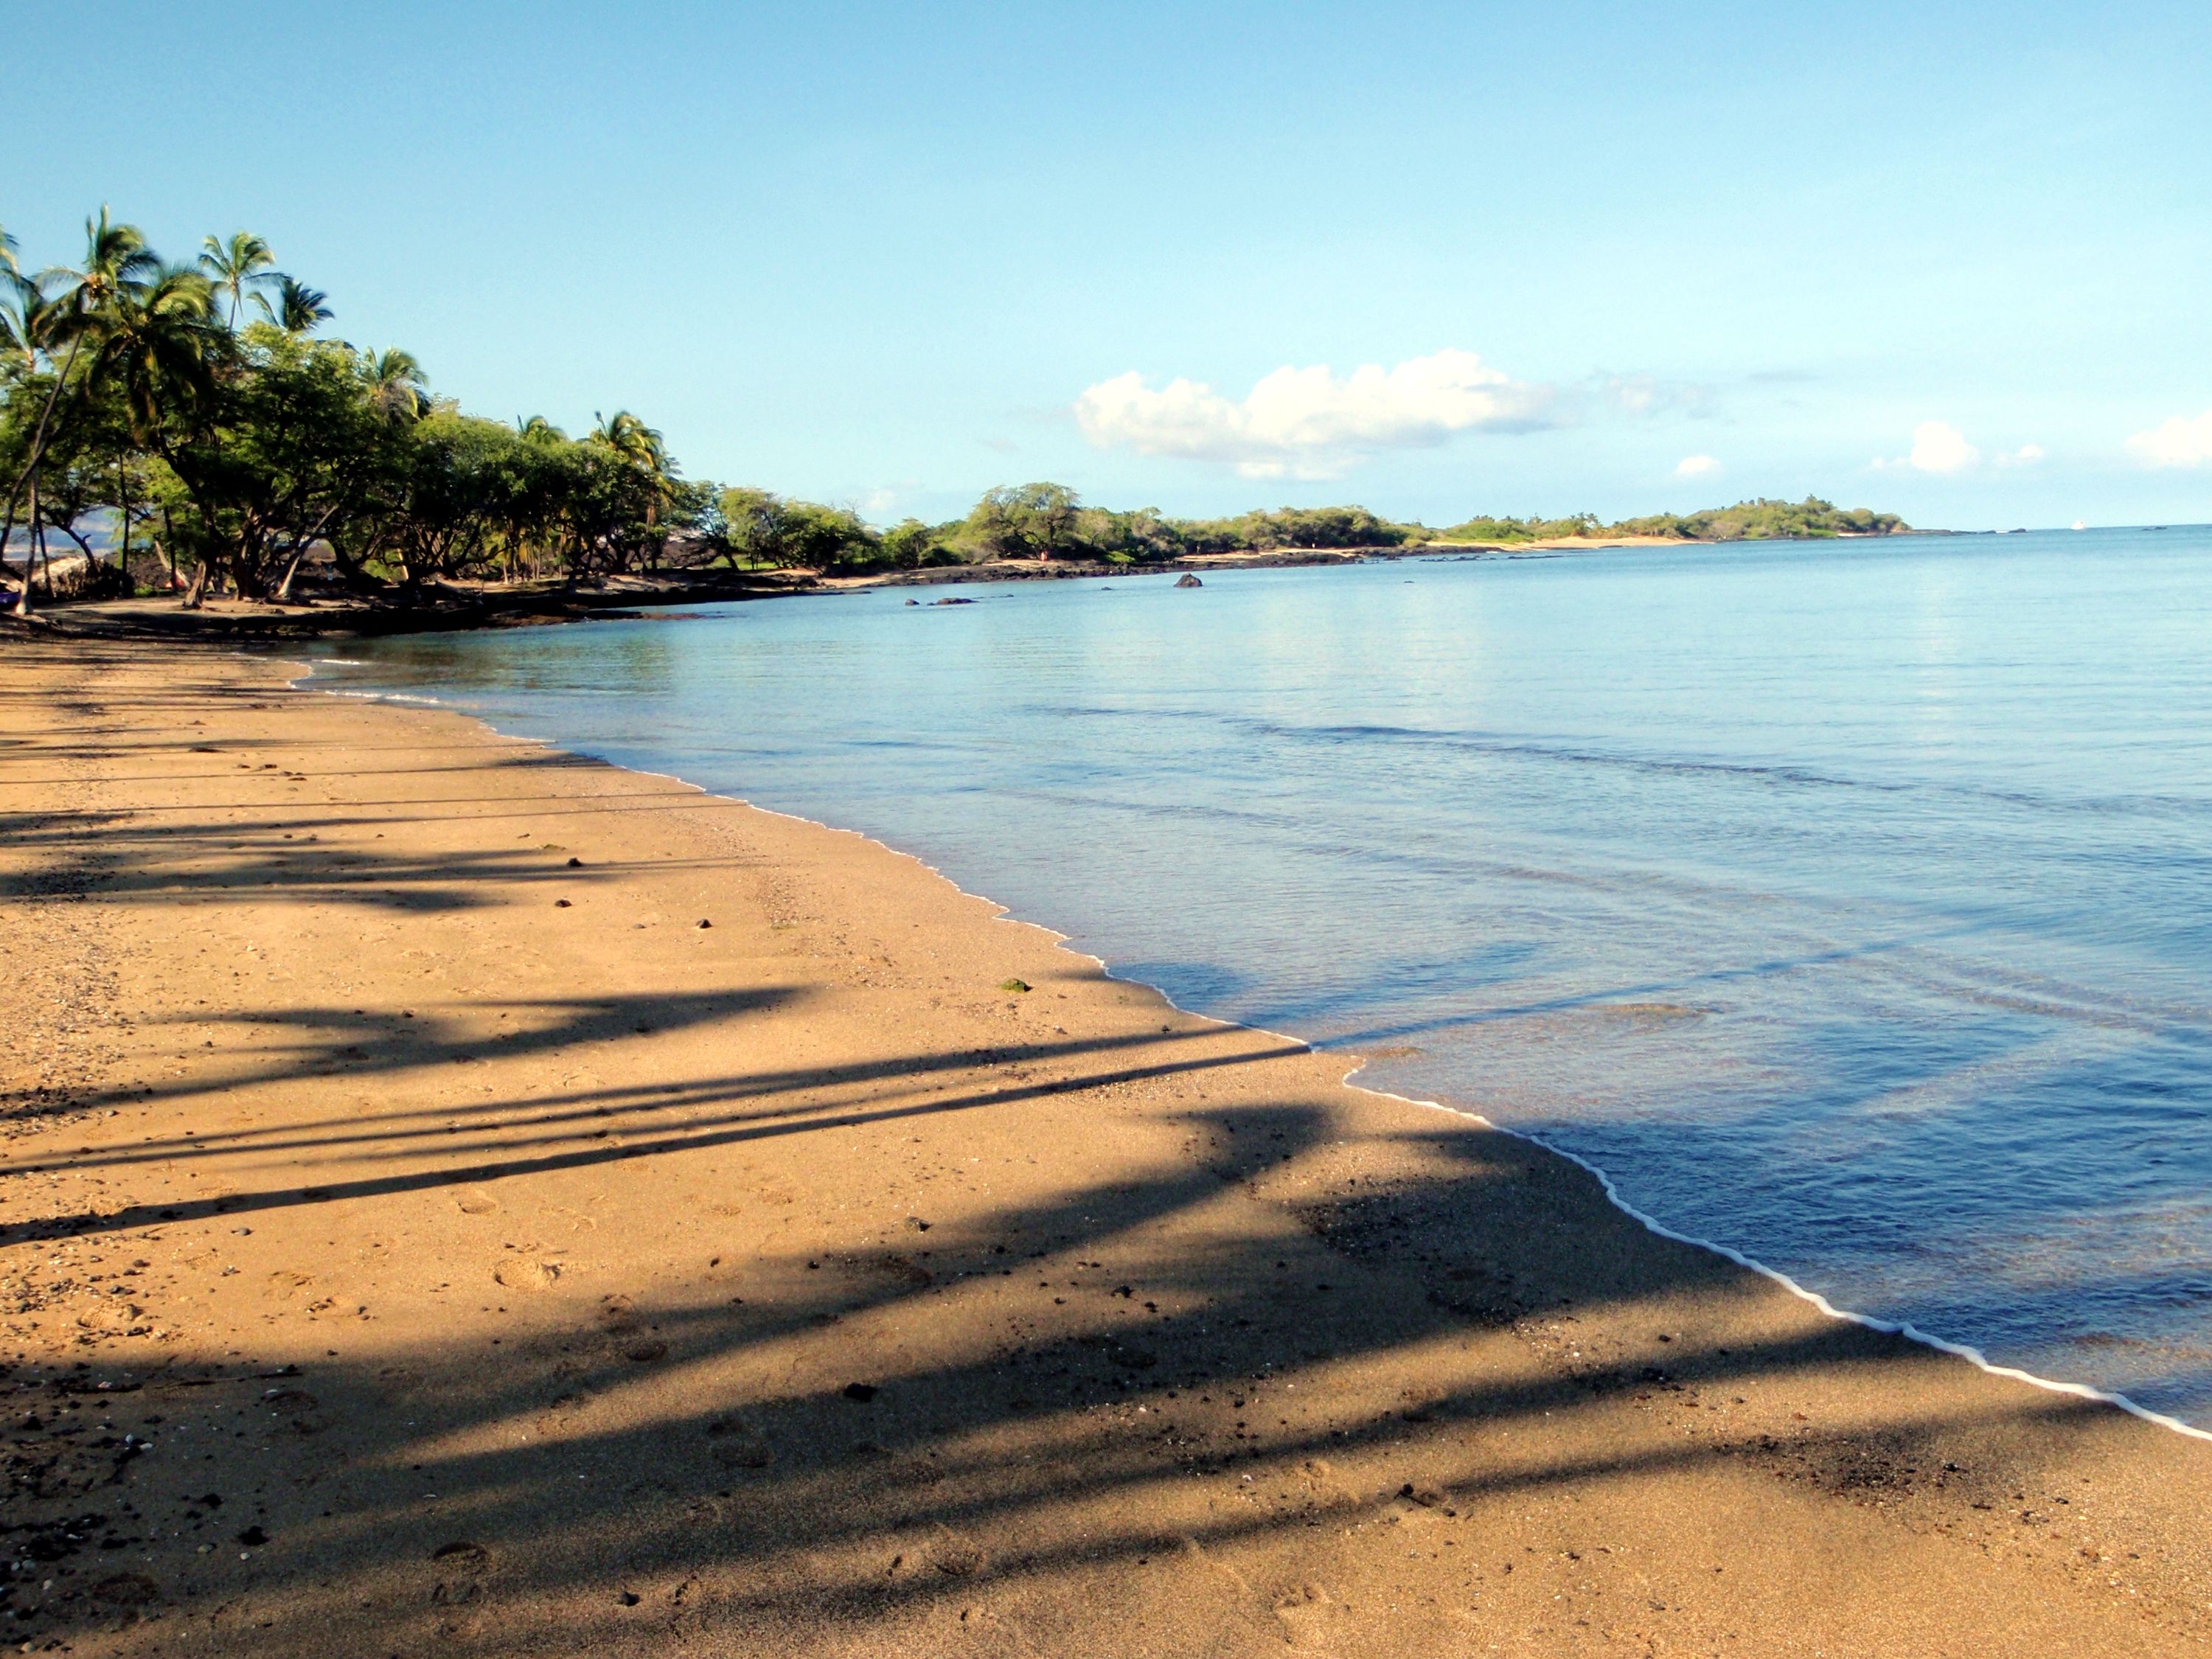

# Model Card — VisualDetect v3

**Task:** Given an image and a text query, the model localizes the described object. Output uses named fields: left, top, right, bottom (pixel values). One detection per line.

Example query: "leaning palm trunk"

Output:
left=4, top=331, right=88, bottom=617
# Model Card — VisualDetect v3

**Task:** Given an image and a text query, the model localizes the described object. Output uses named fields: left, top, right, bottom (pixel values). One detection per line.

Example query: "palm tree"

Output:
left=198, top=232, right=275, bottom=329
left=95, top=264, right=220, bottom=439
left=252, top=275, right=333, bottom=335
left=0, top=265, right=57, bottom=379
left=591, top=408, right=666, bottom=472
left=591, top=409, right=678, bottom=567
left=5, top=209, right=160, bottom=614
left=91, top=265, right=220, bottom=605
left=362, top=347, right=426, bottom=420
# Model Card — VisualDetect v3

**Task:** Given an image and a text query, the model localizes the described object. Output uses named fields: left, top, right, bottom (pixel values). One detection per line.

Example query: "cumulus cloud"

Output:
left=1995, top=442, right=2045, bottom=467
left=1877, top=420, right=1980, bottom=474
left=1675, top=453, right=1720, bottom=479
left=1074, top=349, right=1555, bottom=478
left=2128, top=411, right=2212, bottom=468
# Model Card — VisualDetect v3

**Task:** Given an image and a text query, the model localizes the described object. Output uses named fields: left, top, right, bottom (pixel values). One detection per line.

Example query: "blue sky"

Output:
left=13, top=1, right=2212, bottom=529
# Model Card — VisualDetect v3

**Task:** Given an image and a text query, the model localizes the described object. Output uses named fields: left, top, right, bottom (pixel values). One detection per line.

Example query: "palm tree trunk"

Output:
left=27, top=496, right=47, bottom=612
left=116, top=457, right=131, bottom=586
left=13, top=476, right=38, bottom=617
left=5, top=333, right=90, bottom=617
left=274, top=545, right=311, bottom=603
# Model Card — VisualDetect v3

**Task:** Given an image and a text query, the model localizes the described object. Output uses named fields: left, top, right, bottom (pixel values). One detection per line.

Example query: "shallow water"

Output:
left=307, top=527, right=2212, bottom=1427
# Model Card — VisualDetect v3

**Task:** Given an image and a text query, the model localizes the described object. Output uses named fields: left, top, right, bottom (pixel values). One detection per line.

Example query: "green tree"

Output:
left=882, top=517, right=944, bottom=569
left=970, top=481, right=1080, bottom=560
left=6, top=209, right=163, bottom=614
left=253, top=275, right=333, bottom=335
left=198, top=232, right=276, bottom=330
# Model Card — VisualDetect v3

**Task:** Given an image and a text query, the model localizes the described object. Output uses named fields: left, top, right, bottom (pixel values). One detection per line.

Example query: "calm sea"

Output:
left=305, top=526, right=2212, bottom=1430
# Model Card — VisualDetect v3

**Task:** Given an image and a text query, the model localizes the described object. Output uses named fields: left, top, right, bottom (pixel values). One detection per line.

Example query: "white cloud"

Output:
left=1675, top=453, right=1720, bottom=479
left=1074, top=349, right=1554, bottom=478
left=1992, top=442, right=2045, bottom=468
left=1877, top=420, right=1980, bottom=474
left=2128, top=411, right=2212, bottom=468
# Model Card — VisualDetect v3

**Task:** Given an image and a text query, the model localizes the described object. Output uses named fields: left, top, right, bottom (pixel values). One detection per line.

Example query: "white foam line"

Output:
left=286, top=655, right=2212, bottom=1447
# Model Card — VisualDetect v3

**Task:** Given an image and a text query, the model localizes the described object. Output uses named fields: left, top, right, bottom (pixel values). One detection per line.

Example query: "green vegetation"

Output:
left=0, top=209, right=1908, bottom=616
left=0, top=209, right=725, bottom=614
left=1439, top=497, right=1907, bottom=545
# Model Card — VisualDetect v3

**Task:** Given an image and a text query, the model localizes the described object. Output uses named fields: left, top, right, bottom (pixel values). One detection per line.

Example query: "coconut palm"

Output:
left=199, top=232, right=276, bottom=329
left=94, top=264, right=220, bottom=441
left=591, top=408, right=673, bottom=506
left=590, top=408, right=657, bottom=462
left=362, top=347, right=427, bottom=420
left=252, top=275, right=333, bottom=335
left=6, top=209, right=161, bottom=613
left=88, top=265, right=220, bottom=605
left=0, top=271, right=58, bottom=378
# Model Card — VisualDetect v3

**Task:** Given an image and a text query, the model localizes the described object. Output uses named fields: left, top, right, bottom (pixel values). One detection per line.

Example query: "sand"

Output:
left=2, top=636, right=2209, bottom=1658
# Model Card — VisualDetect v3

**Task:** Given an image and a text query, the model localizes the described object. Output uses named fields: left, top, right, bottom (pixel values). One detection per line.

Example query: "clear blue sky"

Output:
left=13, top=1, right=2212, bottom=529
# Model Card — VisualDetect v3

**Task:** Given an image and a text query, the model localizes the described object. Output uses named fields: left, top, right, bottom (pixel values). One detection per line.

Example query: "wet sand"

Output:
left=3, top=637, right=2209, bottom=1657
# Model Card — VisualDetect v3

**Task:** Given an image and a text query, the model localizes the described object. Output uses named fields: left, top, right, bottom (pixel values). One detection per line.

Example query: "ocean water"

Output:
left=305, top=527, right=2212, bottom=1429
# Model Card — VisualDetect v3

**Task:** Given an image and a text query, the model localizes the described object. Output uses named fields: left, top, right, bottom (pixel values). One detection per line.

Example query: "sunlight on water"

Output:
left=308, top=527, right=2212, bottom=1425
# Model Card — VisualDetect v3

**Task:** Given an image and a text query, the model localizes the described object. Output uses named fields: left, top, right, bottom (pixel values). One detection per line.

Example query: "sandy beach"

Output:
left=4, top=637, right=2211, bottom=1658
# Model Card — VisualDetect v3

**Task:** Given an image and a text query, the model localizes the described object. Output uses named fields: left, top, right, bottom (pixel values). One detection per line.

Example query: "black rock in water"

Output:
left=1175, top=574, right=1203, bottom=588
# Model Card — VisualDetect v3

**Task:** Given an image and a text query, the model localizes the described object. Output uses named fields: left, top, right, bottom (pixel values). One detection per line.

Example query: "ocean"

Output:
left=304, top=526, right=2212, bottom=1430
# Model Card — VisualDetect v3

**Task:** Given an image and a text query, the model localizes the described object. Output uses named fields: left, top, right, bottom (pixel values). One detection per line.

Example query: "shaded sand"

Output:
left=3, top=638, right=2210, bottom=1658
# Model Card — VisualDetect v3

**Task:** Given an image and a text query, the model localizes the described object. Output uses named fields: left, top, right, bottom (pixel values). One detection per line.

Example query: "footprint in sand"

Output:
left=263, top=1388, right=335, bottom=1436
left=925, top=1523, right=986, bottom=1579
left=493, top=1256, right=560, bottom=1293
left=1273, top=1582, right=1354, bottom=1649
left=429, top=1540, right=492, bottom=1618
left=453, top=1189, right=500, bottom=1216
left=705, top=1414, right=774, bottom=1469
left=597, top=1293, right=638, bottom=1331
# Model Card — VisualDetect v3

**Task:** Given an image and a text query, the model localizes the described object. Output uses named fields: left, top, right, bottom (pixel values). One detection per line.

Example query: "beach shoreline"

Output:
left=305, top=653, right=2212, bottom=1449
left=1, top=529, right=1940, bottom=644
left=4, top=636, right=2210, bottom=1656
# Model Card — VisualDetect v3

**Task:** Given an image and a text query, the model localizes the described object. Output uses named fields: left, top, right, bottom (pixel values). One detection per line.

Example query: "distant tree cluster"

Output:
left=680, top=487, right=1421, bottom=577
left=1439, top=497, right=1907, bottom=545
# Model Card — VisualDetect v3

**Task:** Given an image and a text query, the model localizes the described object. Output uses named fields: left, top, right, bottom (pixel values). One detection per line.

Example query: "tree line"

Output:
left=1, top=212, right=731, bottom=615
left=1, top=209, right=1908, bottom=616
left=1436, top=498, right=1907, bottom=545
